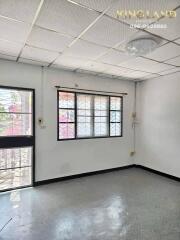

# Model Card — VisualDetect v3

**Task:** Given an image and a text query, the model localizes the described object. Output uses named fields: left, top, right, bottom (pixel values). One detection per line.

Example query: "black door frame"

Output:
left=0, top=85, right=35, bottom=192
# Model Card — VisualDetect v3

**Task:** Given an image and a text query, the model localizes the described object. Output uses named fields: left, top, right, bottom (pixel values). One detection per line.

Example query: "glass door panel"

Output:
left=0, top=147, right=32, bottom=191
left=0, top=87, right=34, bottom=192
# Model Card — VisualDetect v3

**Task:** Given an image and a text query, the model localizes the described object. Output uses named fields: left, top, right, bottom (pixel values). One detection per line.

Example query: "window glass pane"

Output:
left=110, top=111, right=121, bottom=122
left=0, top=89, right=32, bottom=113
left=0, top=88, right=32, bottom=137
left=0, top=167, right=31, bottom=191
left=110, top=123, right=121, bottom=136
left=77, top=94, right=93, bottom=138
left=59, top=92, right=74, bottom=108
left=59, top=109, right=74, bottom=122
left=110, top=97, right=121, bottom=110
left=94, top=123, right=108, bottom=136
left=59, top=123, right=75, bottom=139
left=94, top=96, right=108, bottom=110
left=94, top=110, right=107, bottom=117
left=77, top=109, right=91, bottom=116
left=0, top=147, right=32, bottom=169
left=0, top=113, right=32, bottom=136
left=77, top=94, right=91, bottom=109
left=94, top=116, right=108, bottom=136
left=94, top=96, right=108, bottom=137
left=94, top=117, right=107, bottom=123
left=77, top=116, right=91, bottom=123
left=77, top=123, right=92, bottom=138
left=0, top=147, right=32, bottom=191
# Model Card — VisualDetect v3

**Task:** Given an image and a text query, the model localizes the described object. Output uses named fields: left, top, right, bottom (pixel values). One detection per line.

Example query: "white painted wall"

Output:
left=0, top=59, right=135, bottom=181
left=136, top=72, right=180, bottom=178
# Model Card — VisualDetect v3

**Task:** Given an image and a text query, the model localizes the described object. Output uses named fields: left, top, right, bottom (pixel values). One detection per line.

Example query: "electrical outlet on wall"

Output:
left=38, top=118, right=46, bottom=129
left=130, top=151, right=135, bottom=156
left=132, top=112, right=136, bottom=118
left=38, top=118, right=43, bottom=124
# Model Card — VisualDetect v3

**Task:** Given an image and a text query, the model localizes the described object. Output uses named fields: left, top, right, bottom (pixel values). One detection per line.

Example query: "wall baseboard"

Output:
left=134, top=164, right=180, bottom=182
left=34, top=164, right=135, bottom=186
left=34, top=164, right=180, bottom=187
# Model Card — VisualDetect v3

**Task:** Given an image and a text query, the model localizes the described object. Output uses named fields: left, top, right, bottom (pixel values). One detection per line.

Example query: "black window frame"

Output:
left=57, top=90, right=123, bottom=141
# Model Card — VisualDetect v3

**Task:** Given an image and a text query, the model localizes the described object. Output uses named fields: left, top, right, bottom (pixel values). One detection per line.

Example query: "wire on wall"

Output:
left=39, top=66, right=46, bottom=128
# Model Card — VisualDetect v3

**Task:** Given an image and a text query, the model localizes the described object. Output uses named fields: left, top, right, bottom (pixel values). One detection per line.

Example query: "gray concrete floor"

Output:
left=0, top=168, right=180, bottom=240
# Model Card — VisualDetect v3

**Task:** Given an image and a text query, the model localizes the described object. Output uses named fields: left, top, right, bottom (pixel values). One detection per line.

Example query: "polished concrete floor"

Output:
left=0, top=168, right=180, bottom=240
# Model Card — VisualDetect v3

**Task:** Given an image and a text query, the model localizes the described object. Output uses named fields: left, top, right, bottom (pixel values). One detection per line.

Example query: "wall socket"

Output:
left=38, top=118, right=46, bottom=129
left=38, top=118, right=43, bottom=124
left=130, top=151, right=135, bottom=156
left=132, top=112, right=136, bottom=118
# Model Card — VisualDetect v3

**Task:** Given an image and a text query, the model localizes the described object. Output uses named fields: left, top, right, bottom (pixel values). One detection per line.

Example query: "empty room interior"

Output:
left=0, top=0, right=180, bottom=239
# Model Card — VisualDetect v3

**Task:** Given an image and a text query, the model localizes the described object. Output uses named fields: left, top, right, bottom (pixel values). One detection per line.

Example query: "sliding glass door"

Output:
left=0, top=86, right=35, bottom=192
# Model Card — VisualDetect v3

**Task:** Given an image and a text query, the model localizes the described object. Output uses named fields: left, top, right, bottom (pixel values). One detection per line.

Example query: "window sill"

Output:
left=57, top=135, right=123, bottom=141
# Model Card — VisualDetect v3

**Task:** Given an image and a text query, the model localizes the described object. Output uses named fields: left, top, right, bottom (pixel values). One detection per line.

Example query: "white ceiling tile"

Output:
left=76, top=69, right=99, bottom=76
left=99, top=49, right=135, bottom=65
left=54, top=55, right=90, bottom=69
left=82, top=15, right=137, bottom=47
left=165, top=56, right=180, bottom=66
left=158, top=66, right=180, bottom=75
left=0, top=53, right=17, bottom=61
left=118, top=57, right=173, bottom=73
left=103, top=65, right=127, bottom=76
left=0, top=0, right=41, bottom=23
left=141, top=73, right=160, bottom=80
left=27, top=26, right=74, bottom=52
left=174, top=38, right=180, bottom=44
left=0, top=17, right=30, bottom=43
left=64, top=39, right=108, bottom=59
left=145, top=42, right=180, bottom=61
left=122, top=71, right=150, bottom=78
left=70, top=0, right=113, bottom=12
left=36, top=0, right=99, bottom=37
left=18, top=57, right=49, bottom=66
left=107, top=0, right=180, bottom=25
left=81, top=61, right=108, bottom=72
left=103, top=65, right=149, bottom=80
left=146, top=8, right=180, bottom=41
left=98, top=72, right=113, bottom=78
left=0, top=39, right=23, bottom=56
left=102, top=65, right=147, bottom=79
left=52, top=64, right=76, bottom=71
left=21, top=46, right=59, bottom=63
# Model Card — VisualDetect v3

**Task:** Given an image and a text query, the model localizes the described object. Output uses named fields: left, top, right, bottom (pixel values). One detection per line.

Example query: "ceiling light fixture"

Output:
left=126, top=37, right=161, bottom=56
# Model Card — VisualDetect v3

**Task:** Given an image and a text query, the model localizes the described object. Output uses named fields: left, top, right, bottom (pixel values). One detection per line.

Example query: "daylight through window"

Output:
left=58, top=91, right=123, bottom=140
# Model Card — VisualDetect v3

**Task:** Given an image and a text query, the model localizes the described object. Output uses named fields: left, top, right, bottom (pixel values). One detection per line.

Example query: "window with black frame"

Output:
left=110, top=97, right=122, bottom=136
left=58, top=91, right=123, bottom=140
left=58, top=91, right=75, bottom=140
